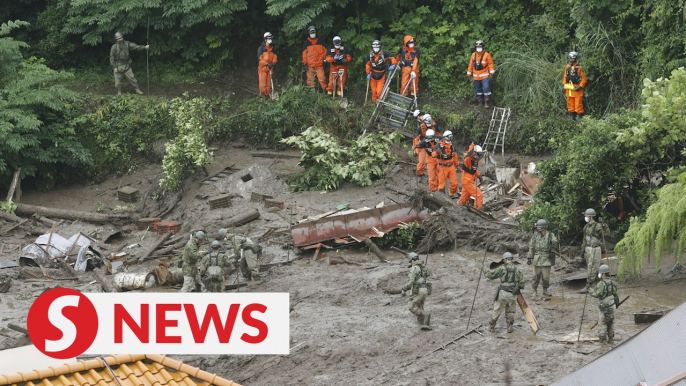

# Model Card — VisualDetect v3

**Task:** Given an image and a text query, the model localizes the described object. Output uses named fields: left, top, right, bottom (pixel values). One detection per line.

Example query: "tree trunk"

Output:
left=94, top=269, right=117, bottom=292
left=153, top=237, right=187, bottom=257
left=134, top=232, right=172, bottom=264
left=15, top=203, right=135, bottom=224
left=225, top=208, right=260, bottom=227
left=362, top=238, right=388, bottom=262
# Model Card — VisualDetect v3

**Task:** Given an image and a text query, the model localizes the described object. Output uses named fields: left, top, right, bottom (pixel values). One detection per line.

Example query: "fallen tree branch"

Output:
left=16, top=203, right=135, bottom=224
left=94, top=269, right=117, bottom=292
left=362, top=238, right=388, bottom=262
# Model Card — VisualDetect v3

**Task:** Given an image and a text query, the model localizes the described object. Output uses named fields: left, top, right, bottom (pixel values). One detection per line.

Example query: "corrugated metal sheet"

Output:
left=551, top=300, right=686, bottom=386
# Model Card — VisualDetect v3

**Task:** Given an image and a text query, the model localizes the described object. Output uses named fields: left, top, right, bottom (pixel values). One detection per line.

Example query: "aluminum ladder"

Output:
left=364, top=67, right=416, bottom=135
left=482, top=107, right=511, bottom=160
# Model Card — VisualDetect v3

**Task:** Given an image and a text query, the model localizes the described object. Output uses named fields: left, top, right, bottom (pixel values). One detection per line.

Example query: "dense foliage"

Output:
left=0, top=20, right=86, bottom=186
left=282, top=127, right=401, bottom=191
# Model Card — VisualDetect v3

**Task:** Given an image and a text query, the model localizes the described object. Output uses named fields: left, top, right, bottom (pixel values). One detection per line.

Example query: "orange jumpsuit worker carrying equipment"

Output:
left=397, top=35, right=420, bottom=97
left=326, top=36, right=351, bottom=95
left=458, top=144, right=484, bottom=210
left=365, top=40, right=398, bottom=102
left=563, top=51, right=587, bottom=120
left=466, top=40, right=495, bottom=108
left=415, top=115, right=442, bottom=191
left=257, top=32, right=277, bottom=98
left=302, top=26, right=328, bottom=91
left=433, top=130, right=459, bottom=196
left=412, top=110, right=428, bottom=176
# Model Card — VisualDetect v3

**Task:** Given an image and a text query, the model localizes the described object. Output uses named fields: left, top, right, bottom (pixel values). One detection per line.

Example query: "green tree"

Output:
left=0, top=20, right=87, bottom=185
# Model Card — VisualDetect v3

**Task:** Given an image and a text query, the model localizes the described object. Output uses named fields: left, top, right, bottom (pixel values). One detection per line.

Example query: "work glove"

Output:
left=367, top=74, right=371, bottom=81
left=527, top=258, right=532, bottom=265
left=389, top=65, right=396, bottom=71
left=575, top=86, right=583, bottom=92
left=267, top=63, right=274, bottom=70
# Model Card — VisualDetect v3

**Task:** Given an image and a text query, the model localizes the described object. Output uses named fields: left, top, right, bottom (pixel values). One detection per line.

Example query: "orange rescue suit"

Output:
left=257, top=42, right=278, bottom=98
left=415, top=122, right=441, bottom=191
left=458, top=147, right=483, bottom=210
left=326, top=45, right=351, bottom=94
left=433, top=139, right=459, bottom=195
left=303, top=36, right=328, bottom=90
left=397, top=35, right=420, bottom=96
left=365, top=50, right=397, bottom=102
left=563, top=61, right=587, bottom=114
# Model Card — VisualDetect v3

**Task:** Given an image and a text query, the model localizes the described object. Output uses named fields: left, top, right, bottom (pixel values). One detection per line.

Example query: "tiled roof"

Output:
left=0, top=354, right=240, bottom=386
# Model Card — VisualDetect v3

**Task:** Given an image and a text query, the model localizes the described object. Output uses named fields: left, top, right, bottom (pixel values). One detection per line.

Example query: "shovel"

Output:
left=337, top=68, right=348, bottom=108
left=269, top=69, right=279, bottom=101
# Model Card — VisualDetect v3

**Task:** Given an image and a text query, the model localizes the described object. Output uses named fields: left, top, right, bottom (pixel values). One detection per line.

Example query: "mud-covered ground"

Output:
left=1, top=146, right=685, bottom=385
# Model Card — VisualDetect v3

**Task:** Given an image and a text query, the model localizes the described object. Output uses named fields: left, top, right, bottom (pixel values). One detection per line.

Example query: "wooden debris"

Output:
left=137, top=231, right=172, bottom=263
left=517, top=293, right=540, bottom=334
left=634, top=310, right=668, bottom=324
left=7, top=323, right=28, bottom=336
left=325, top=255, right=362, bottom=266
left=208, top=194, right=232, bottom=210
left=5, top=168, right=21, bottom=202
left=250, top=192, right=274, bottom=203
left=94, top=269, right=117, bottom=293
left=225, top=208, right=260, bottom=227
left=153, top=238, right=187, bottom=257
left=117, top=186, right=140, bottom=203
left=362, top=238, right=388, bottom=262
left=225, top=282, right=248, bottom=290
left=507, top=183, right=521, bottom=195
left=391, top=246, right=409, bottom=255
left=264, top=199, right=284, bottom=210
left=16, top=203, right=135, bottom=224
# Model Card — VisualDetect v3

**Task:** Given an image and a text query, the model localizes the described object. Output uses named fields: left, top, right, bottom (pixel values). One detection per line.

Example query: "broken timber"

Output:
left=94, top=269, right=117, bottom=293
left=517, top=293, right=540, bottom=334
left=402, top=325, right=482, bottom=367
left=225, top=208, right=260, bottom=227
left=15, top=203, right=135, bottom=224
left=362, top=238, right=388, bottom=262
left=136, top=232, right=172, bottom=263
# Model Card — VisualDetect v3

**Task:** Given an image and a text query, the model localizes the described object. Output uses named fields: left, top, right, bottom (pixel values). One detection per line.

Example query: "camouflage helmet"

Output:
left=536, top=219, right=548, bottom=228
left=584, top=208, right=597, bottom=216
left=408, top=252, right=419, bottom=261
left=599, top=264, right=610, bottom=274
left=114, top=32, right=123, bottom=40
left=211, top=240, right=221, bottom=249
left=218, top=228, right=228, bottom=240
left=195, top=230, right=206, bottom=240
left=502, top=252, right=513, bottom=261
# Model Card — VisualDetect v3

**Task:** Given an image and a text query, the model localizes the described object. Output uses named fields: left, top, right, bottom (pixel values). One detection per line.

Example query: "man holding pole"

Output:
left=110, top=32, right=149, bottom=95
left=589, top=264, right=619, bottom=344
left=401, top=252, right=432, bottom=329
left=482, top=252, right=525, bottom=333
left=580, top=208, right=610, bottom=293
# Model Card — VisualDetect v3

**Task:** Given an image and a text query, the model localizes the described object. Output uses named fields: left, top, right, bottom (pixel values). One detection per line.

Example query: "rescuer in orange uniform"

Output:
left=563, top=51, right=588, bottom=120
left=257, top=32, right=277, bottom=98
left=325, top=36, right=351, bottom=95
left=433, top=130, right=459, bottom=197
left=458, top=144, right=484, bottom=210
left=415, top=115, right=442, bottom=191
left=302, top=26, right=328, bottom=91
left=365, top=40, right=397, bottom=102
left=466, top=40, right=495, bottom=108
left=397, top=35, right=420, bottom=97
left=412, top=110, right=428, bottom=176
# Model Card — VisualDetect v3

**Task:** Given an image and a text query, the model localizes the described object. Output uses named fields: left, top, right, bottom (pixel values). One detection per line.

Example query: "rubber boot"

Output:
left=415, top=313, right=424, bottom=324
left=489, top=319, right=497, bottom=333
left=599, top=335, right=607, bottom=344
left=542, top=288, right=552, bottom=298
left=477, top=100, right=484, bottom=107
left=507, top=321, right=514, bottom=333
left=420, top=313, right=432, bottom=330
left=533, top=288, right=539, bottom=300
left=569, top=112, right=577, bottom=120
left=577, top=113, right=584, bottom=120
left=608, top=330, right=615, bottom=344
left=484, top=100, right=490, bottom=108
left=135, top=88, right=144, bottom=95
left=327, top=90, right=333, bottom=95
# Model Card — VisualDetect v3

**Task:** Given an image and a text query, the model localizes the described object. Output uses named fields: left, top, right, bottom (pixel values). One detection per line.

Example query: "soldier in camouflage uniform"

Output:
left=482, top=252, right=525, bottom=333
left=180, top=231, right=206, bottom=292
left=200, top=240, right=234, bottom=292
left=527, top=219, right=558, bottom=299
left=580, top=208, right=610, bottom=293
left=401, top=252, right=432, bottom=329
left=589, top=264, right=619, bottom=343
left=224, top=233, right=262, bottom=281
left=110, top=32, right=149, bottom=95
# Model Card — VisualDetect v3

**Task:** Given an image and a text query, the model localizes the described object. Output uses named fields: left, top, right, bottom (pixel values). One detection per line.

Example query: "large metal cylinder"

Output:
left=113, top=272, right=156, bottom=291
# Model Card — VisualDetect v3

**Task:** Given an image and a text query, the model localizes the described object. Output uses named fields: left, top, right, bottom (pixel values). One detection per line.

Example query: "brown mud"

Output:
left=1, top=144, right=685, bottom=385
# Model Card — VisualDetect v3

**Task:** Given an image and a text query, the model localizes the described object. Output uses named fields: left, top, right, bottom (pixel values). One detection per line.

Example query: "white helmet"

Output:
left=333, top=36, right=342, bottom=45
left=423, top=114, right=433, bottom=126
left=412, top=110, right=421, bottom=118
left=474, top=145, right=483, bottom=153
left=443, top=130, right=453, bottom=142
left=425, top=129, right=435, bottom=137
left=264, top=32, right=273, bottom=39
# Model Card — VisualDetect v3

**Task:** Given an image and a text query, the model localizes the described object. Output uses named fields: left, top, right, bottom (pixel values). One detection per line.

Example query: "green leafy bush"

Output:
left=160, top=96, right=213, bottom=193
left=282, top=127, right=400, bottom=191
left=375, top=221, right=423, bottom=250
